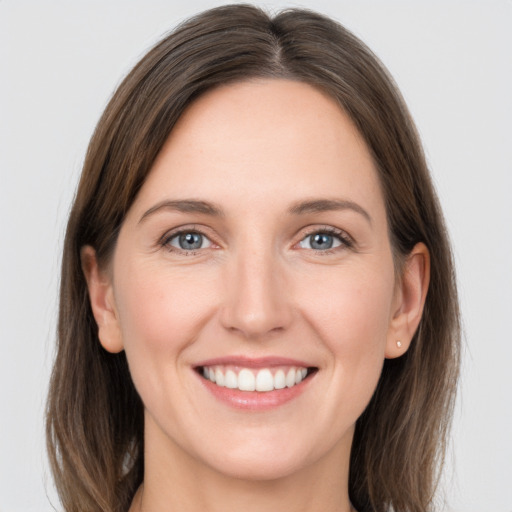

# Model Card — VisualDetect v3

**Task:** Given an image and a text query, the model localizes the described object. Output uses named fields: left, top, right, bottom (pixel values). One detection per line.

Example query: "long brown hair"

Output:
left=46, top=5, right=460, bottom=512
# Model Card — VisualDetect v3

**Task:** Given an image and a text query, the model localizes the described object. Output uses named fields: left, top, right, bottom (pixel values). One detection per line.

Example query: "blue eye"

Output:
left=167, top=232, right=212, bottom=251
left=299, top=231, right=345, bottom=251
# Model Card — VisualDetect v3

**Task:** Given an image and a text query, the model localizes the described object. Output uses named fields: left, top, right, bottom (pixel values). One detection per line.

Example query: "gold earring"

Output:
left=396, top=341, right=402, bottom=348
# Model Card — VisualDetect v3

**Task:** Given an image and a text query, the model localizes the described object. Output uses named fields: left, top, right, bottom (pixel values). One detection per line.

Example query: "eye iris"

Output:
left=179, top=232, right=202, bottom=250
left=310, top=233, right=333, bottom=250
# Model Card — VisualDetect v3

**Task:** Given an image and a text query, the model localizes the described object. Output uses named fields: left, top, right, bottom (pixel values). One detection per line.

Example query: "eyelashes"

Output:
left=159, top=225, right=215, bottom=255
left=298, top=226, right=354, bottom=253
left=159, top=225, right=354, bottom=256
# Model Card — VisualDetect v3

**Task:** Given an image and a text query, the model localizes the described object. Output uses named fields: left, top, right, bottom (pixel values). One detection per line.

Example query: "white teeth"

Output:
left=238, top=369, right=256, bottom=391
left=215, top=368, right=225, bottom=387
left=274, top=369, right=286, bottom=389
left=255, top=369, right=274, bottom=392
left=202, top=365, right=311, bottom=392
left=225, top=369, right=238, bottom=389
left=285, top=368, right=296, bottom=388
left=202, top=366, right=308, bottom=392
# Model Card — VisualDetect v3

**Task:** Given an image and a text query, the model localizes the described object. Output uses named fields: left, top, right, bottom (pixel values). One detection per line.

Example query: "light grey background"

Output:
left=1, top=1, right=511, bottom=511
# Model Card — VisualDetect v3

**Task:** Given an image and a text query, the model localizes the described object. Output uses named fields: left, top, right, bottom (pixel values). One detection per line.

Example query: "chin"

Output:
left=195, top=431, right=323, bottom=482
left=205, top=452, right=308, bottom=482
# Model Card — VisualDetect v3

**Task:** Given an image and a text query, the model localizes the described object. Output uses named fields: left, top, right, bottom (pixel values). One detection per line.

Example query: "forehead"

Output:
left=129, top=79, right=385, bottom=222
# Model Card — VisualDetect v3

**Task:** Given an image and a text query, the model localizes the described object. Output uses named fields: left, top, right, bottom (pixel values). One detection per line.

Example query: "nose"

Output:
left=220, top=245, right=293, bottom=339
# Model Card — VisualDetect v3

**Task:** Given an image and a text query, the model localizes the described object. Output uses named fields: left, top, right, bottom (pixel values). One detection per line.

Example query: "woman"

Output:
left=46, top=4, right=460, bottom=512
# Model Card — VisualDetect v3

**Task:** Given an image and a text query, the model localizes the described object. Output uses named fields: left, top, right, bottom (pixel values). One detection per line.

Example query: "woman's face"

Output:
left=96, top=80, right=407, bottom=480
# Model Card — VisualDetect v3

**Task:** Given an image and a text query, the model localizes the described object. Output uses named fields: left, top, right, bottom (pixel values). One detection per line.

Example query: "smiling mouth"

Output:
left=197, top=365, right=318, bottom=392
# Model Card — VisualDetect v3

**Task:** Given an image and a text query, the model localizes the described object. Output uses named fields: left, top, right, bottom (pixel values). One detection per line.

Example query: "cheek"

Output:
left=112, top=259, right=223, bottom=434
left=298, top=259, right=395, bottom=391
left=303, top=265, right=393, bottom=340
left=280, top=258, right=397, bottom=450
left=113, top=260, right=217, bottom=371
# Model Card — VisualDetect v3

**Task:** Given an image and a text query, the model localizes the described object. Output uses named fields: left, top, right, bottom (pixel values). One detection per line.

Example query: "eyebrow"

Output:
left=139, top=199, right=224, bottom=223
left=139, top=197, right=372, bottom=225
left=288, top=199, right=372, bottom=224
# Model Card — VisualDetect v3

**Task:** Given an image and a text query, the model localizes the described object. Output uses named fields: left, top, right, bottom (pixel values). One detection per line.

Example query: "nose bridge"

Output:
left=221, top=234, right=292, bottom=338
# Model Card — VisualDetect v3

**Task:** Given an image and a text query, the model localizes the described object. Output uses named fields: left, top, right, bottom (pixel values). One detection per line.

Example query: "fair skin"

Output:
left=82, top=80, right=429, bottom=512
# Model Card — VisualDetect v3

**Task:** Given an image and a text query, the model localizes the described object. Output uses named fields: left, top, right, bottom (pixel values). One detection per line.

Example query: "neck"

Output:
left=132, top=482, right=354, bottom=512
left=130, top=416, right=355, bottom=512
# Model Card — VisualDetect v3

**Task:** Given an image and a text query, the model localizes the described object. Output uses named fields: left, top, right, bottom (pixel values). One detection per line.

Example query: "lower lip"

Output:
left=197, top=372, right=314, bottom=411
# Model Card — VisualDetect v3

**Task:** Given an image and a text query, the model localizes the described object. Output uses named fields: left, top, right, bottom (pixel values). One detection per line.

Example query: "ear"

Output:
left=80, top=245, right=124, bottom=353
left=386, top=242, right=430, bottom=359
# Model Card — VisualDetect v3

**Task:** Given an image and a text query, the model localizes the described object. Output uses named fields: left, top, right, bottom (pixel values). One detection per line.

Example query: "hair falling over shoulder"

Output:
left=46, top=4, right=460, bottom=512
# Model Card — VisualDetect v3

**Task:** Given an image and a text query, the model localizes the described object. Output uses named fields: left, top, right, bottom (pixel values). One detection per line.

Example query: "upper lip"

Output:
left=195, top=355, right=315, bottom=369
